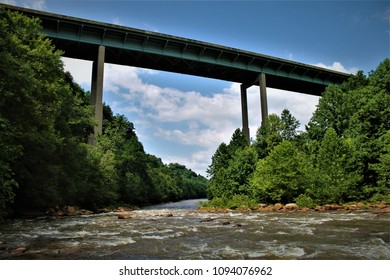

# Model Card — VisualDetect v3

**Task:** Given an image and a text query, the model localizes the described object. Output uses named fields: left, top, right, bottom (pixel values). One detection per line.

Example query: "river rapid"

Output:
left=0, top=199, right=389, bottom=260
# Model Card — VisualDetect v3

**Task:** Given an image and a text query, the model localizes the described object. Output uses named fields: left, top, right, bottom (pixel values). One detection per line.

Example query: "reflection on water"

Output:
left=0, top=199, right=389, bottom=259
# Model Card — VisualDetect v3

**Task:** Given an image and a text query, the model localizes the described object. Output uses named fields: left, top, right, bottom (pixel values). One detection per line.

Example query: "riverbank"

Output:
left=198, top=201, right=390, bottom=215
left=1, top=199, right=389, bottom=260
left=7, top=200, right=390, bottom=220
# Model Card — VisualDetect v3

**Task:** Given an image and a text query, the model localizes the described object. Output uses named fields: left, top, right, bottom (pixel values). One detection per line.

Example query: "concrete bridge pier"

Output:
left=240, top=84, right=250, bottom=144
left=88, top=45, right=105, bottom=145
left=240, top=73, right=268, bottom=144
left=259, top=73, right=268, bottom=127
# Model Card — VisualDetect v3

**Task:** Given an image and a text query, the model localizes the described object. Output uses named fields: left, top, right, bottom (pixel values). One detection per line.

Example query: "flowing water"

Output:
left=0, top=199, right=389, bottom=260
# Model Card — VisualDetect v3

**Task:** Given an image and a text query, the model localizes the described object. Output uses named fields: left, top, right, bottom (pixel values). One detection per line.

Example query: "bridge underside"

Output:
left=54, top=39, right=332, bottom=96
left=2, top=4, right=351, bottom=144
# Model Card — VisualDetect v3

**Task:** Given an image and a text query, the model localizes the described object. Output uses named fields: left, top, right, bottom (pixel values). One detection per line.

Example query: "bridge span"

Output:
left=2, top=4, right=351, bottom=143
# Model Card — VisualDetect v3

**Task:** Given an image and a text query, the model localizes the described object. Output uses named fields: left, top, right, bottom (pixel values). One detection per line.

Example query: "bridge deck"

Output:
left=2, top=4, right=350, bottom=96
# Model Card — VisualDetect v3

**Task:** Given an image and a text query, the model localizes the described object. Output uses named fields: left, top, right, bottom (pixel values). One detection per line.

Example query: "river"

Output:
left=0, top=199, right=389, bottom=260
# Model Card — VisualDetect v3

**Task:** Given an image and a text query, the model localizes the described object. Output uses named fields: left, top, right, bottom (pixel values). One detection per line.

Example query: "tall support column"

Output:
left=89, top=45, right=105, bottom=145
left=240, top=84, right=250, bottom=144
left=259, top=73, right=268, bottom=127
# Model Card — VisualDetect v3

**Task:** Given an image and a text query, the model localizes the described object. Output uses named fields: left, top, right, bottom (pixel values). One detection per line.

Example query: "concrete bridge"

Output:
left=3, top=4, right=351, bottom=144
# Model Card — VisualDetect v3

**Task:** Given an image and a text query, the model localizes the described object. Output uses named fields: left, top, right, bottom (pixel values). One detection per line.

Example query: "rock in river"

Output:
left=10, top=247, right=27, bottom=254
left=118, top=214, right=132, bottom=219
left=285, top=203, right=299, bottom=211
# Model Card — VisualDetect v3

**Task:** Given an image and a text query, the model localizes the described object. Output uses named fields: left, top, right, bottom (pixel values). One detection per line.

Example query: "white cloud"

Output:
left=62, top=57, right=92, bottom=88
left=62, top=60, right=331, bottom=175
left=100, top=63, right=322, bottom=175
left=314, top=61, right=358, bottom=74
left=24, top=0, right=45, bottom=10
left=0, top=0, right=17, bottom=5
left=1, top=0, right=47, bottom=10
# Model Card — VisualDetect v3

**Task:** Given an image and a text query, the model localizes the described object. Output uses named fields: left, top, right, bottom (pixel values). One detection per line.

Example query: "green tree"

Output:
left=346, top=61, right=390, bottom=195
left=207, top=128, right=248, bottom=199
left=306, top=60, right=389, bottom=201
left=280, top=108, right=301, bottom=140
left=254, top=109, right=300, bottom=159
left=207, top=142, right=230, bottom=179
left=370, top=131, right=390, bottom=198
left=0, top=117, right=21, bottom=217
left=168, top=163, right=207, bottom=199
left=250, top=141, right=313, bottom=204
left=306, top=71, right=368, bottom=141
left=211, top=146, right=257, bottom=199
left=310, top=128, right=361, bottom=203
left=253, top=114, right=282, bottom=159
left=0, top=9, right=209, bottom=217
left=97, top=114, right=151, bottom=205
left=0, top=9, right=100, bottom=213
left=227, top=128, right=248, bottom=153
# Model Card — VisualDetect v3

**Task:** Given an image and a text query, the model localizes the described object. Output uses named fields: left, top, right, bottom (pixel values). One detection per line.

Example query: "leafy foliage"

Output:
left=294, top=194, right=315, bottom=209
left=207, top=128, right=252, bottom=199
left=207, top=60, right=389, bottom=206
left=94, top=111, right=208, bottom=207
left=0, top=9, right=207, bottom=218
left=250, top=141, right=312, bottom=204
left=309, top=128, right=361, bottom=203
left=0, top=8, right=95, bottom=213
left=253, top=109, right=300, bottom=159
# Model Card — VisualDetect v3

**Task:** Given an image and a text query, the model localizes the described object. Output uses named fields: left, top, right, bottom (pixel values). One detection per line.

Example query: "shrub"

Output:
left=295, top=194, right=315, bottom=208
left=206, top=196, right=229, bottom=209
left=227, top=194, right=257, bottom=210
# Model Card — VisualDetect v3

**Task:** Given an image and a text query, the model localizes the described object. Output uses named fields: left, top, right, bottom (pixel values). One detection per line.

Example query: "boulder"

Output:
left=346, top=204, right=358, bottom=211
left=258, top=206, right=273, bottom=212
left=332, top=205, right=344, bottom=211
left=356, top=202, right=366, bottom=209
left=378, top=203, right=389, bottom=209
left=10, top=247, right=27, bottom=254
left=323, top=204, right=332, bottom=211
left=118, top=214, right=132, bottom=219
left=64, top=206, right=78, bottom=216
left=285, top=203, right=299, bottom=211
left=115, top=206, right=137, bottom=212
left=324, top=204, right=343, bottom=211
left=56, top=209, right=66, bottom=216
left=79, top=209, right=94, bottom=215
left=274, top=203, right=283, bottom=211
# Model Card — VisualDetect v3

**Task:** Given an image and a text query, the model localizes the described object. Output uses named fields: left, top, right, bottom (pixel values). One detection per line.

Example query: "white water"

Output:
left=0, top=199, right=389, bottom=259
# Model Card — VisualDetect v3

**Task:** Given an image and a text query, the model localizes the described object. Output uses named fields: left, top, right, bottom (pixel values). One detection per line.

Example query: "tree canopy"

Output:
left=0, top=9, right=207, bottom=219
left=207, top=58, right=390, bottom=208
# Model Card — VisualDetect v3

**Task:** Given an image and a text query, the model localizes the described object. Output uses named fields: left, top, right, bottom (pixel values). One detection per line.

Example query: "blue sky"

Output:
left=3, top=0, right=389, bottom=175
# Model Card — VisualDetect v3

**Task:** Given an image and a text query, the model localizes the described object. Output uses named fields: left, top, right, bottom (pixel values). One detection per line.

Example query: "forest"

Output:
left=206, top=59, right=390, bottom=209
left=0, top=9, right=207, bottom=219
